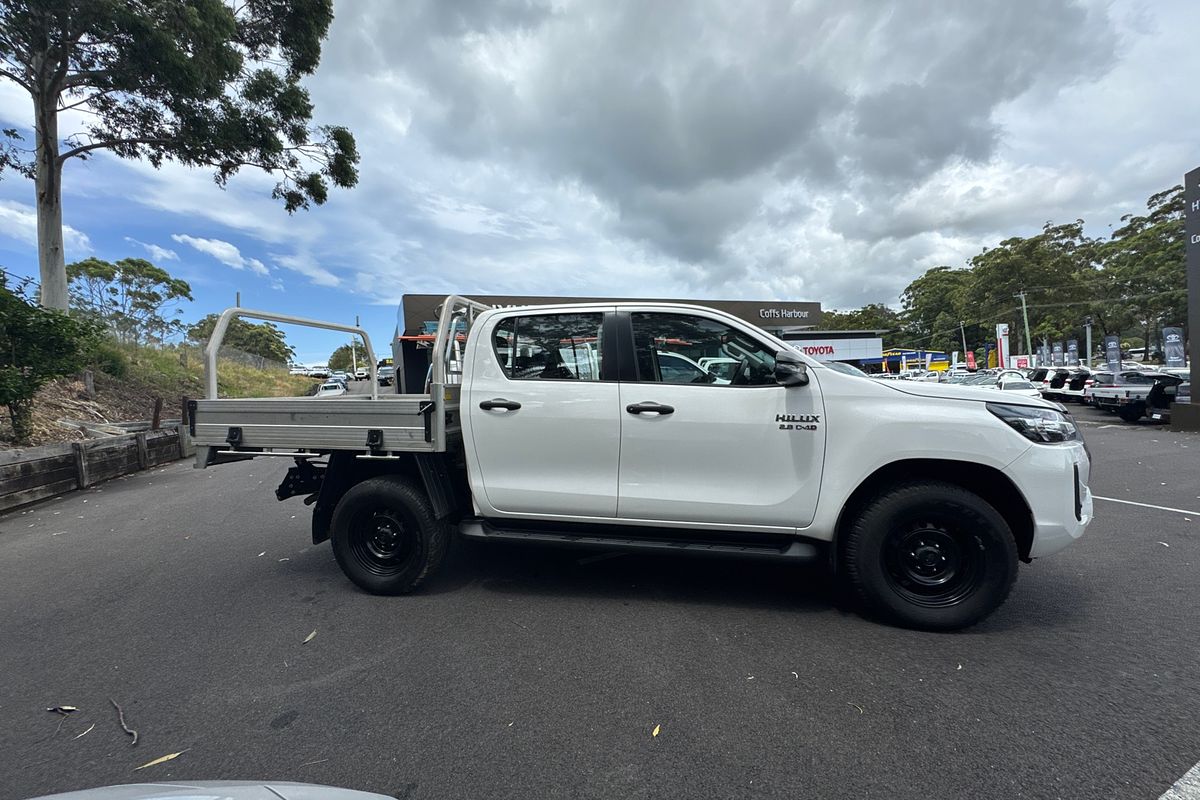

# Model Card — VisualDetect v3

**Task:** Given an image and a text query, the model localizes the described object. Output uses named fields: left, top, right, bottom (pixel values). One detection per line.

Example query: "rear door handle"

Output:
left=479, top=398, right=521, bottom=411
left=626, top=401, right=674, bottom=415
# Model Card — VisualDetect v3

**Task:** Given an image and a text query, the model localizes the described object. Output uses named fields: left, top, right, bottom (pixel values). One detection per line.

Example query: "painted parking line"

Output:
left=1160, top=760, right=1200, bottom=800
left=1093, top=496, right=1200, bottom=516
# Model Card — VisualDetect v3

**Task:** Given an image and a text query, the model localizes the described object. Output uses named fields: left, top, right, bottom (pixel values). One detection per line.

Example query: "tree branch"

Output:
left=0, top=67, right=31, bottom=92
left=61, top=70, right=111, bottom=90
left=58, top=88, right=117, bottom=112
left=57, top=136, right=175, bottom=163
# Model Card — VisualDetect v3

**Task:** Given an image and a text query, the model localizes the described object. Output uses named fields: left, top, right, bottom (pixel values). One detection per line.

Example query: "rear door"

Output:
left=615, top=310, right=825, bottom=529
left=463, top=308, right=620, bottom=518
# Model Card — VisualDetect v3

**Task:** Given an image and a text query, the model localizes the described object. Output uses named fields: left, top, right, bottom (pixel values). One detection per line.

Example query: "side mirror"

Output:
left=774, top=349, right=809, bottom=387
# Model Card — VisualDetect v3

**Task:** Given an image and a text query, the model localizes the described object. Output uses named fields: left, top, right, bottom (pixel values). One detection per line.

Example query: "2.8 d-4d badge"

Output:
left=776, top=413, right=819, bottom=431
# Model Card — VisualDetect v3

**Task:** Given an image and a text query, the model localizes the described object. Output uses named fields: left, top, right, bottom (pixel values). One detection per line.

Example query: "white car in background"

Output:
left=657, top=351, right=730, bottom=384
left=995, top=379, right=1043, bottom=399
left=698, top=356, right=741, bottom=382
left=314, top=381, right=346, bottom=398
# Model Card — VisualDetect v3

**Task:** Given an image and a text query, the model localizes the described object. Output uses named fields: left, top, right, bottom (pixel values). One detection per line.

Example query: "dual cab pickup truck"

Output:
left=1086, top=370, right=1183, bottom=423
left=190, top=296, right=1092, bottom=631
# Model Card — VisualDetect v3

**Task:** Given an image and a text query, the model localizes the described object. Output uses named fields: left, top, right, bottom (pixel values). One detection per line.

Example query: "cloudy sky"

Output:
left=0, top=0, right=1197, bottom=363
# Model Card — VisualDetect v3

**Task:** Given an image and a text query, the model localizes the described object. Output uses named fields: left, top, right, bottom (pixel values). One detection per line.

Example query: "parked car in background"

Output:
left=354, top=368, right=369, bottom=381
left=1027, top=367, right=1052, bottom=393
left=995, top=379, right=1043, bottom=400
left=1088, top=371, right=1183, bottom=422
left=1147, top=379, right=1187, bottom=423
left=314, top=381, right=346, bottom=398
left=1039, top=368, right=1074, bottom=401
left=289, top=366, right=307, bottom=375
left=698, top=356, right=741, bottom=381
left=377, top=365, right=395, bottom=386
left=1055, top=369, right=1092, bottom=403
left=656, top=351, right=728, bottom=384
left=1083, top=371, right=1114, bottom=405
left=308, top=365, right=330, bottom=378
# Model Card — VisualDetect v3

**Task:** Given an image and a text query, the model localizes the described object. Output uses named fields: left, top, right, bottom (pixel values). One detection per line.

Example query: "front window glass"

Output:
left=631, top=313, right=776, bottom=385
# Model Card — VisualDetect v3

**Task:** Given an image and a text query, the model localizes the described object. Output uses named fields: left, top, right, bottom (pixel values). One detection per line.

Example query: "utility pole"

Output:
left=1084, top=316, right=1093, bottom=369
left=959, top=321, right=968, bottom=359
left=1014, top=290, right=1033, bottom=365
left=351, top=315, right=360, bottom=374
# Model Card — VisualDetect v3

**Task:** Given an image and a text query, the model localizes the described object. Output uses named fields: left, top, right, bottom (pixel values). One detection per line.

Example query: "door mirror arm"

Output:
left=774, top=349, right=809, bottom=387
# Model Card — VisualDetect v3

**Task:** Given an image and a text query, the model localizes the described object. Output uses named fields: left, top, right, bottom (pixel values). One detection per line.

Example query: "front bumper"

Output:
left=1002, top=441, right=1092, bottom=558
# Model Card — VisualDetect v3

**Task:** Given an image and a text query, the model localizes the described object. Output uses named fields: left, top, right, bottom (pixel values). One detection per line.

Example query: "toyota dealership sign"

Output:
left=790, top=337, right=883, bottom=362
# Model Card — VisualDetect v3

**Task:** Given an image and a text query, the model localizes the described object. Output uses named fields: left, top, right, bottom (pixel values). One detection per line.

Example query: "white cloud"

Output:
left=0, top=199, right=91, bottom=254
left=271, top=253, right=341, bottom=287
left=123, top=236, right=178, bottom=262
left=171, top=233, right=271, bottom=277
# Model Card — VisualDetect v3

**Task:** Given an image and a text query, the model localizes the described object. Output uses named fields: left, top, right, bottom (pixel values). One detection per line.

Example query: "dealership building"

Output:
left=394, top=294, right=884, bottom=390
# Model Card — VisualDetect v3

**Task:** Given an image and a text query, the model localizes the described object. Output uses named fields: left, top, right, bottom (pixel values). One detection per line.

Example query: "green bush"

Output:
left=87, top=340, right=129, bottom=378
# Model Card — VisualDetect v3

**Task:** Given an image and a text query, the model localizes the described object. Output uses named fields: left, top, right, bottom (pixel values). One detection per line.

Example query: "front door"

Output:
left=616, top=310, right=826, bottom=529
left=463, top=308, right=620, bottom=518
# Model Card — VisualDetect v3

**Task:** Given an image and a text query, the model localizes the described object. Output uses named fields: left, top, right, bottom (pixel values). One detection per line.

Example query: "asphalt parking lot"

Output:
left=1, top=410, right=1198, bottom=800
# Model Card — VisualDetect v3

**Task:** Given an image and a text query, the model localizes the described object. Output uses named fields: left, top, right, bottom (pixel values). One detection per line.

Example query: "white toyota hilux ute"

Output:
left=190, top=297, right=1092, bottom=631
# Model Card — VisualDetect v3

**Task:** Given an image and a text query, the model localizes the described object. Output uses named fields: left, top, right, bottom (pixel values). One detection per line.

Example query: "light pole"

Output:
left=1084, top=316, right=1093, bottom=369
left=1014, top=290, right=1033, bottom=365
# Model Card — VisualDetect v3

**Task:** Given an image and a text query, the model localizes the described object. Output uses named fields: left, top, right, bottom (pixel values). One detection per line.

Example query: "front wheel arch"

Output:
left=831, top=459, right=1035, bottom=570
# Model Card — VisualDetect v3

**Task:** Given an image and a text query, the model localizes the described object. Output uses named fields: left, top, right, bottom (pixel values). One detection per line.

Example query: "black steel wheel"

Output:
left=881, top=521, right=983, bottom=608
left=331, top=476, right=449, bottom=595
left=843, top=481, right=1018, bottom=631
left=347, top=508, right=421, bottom=577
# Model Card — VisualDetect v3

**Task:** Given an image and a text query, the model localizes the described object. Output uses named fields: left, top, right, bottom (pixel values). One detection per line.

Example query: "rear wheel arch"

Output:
left=310, top=452, right=466, bottom=544
left=832, top=459, right=1035, bottom=568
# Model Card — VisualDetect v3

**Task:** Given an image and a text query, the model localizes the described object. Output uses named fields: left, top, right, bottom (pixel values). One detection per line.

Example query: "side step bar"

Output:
left=459, top=519, right=819, bottom=562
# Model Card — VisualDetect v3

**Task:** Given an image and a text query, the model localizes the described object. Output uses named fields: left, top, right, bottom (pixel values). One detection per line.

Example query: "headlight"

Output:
left=987, top=403, right=1079, bottom=443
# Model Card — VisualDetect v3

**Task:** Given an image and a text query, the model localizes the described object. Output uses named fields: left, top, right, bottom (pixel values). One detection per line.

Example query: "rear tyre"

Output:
left=330, top=476, right=449, bottom=595
left=1118, top=404, right=1143, bottom=423
left=843, top=481, right=1018, bottom=631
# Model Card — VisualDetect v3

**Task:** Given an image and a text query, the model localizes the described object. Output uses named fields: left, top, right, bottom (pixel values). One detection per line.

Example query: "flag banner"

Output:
left=1105, top=335, right=1121, bottom=371
left=1067, top=340, right=1079, bottom=366
left=1052, top=342, right=1064, bottom=366
left=1163, top=326, right=1185, bottom=367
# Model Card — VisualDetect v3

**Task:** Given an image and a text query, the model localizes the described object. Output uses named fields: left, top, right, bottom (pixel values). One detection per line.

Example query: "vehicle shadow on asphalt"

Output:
left=427, top=538, right=858, bottom=615
left=285, top=535, right=1092, bottom=632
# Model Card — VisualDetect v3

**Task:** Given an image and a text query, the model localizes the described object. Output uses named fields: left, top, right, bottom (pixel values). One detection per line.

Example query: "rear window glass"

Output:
left=492, top=313, right=603, bottom=381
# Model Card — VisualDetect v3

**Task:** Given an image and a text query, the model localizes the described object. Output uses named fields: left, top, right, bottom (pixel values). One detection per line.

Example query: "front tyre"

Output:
left=843, top=481, right=1018, bottom=631
left=330, top=476, right=448, bottom=595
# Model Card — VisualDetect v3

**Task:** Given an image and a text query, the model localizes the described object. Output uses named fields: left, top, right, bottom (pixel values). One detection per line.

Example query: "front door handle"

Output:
left=479, top=398, right=522, bottom=411
left=626, top=401, right=674, bottom=415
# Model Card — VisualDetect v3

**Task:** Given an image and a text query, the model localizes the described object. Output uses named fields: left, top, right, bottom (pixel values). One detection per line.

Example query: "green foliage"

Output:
left=85, top=339, right=129, bottom=378
left=0, top=276, right=98, bottom=442
left=327, top=342, right=365, bottom=372
left=67, top=256, right=192, bottom=344
left=1097, top=186, right=1185, bottom=350
left=187, top=314, right=295, bottom=365
left=821, top=303, right=903, bottom=348
left=0, top=0, right=359, bottom=210
left=891, top=184, right=1186, bottom=361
